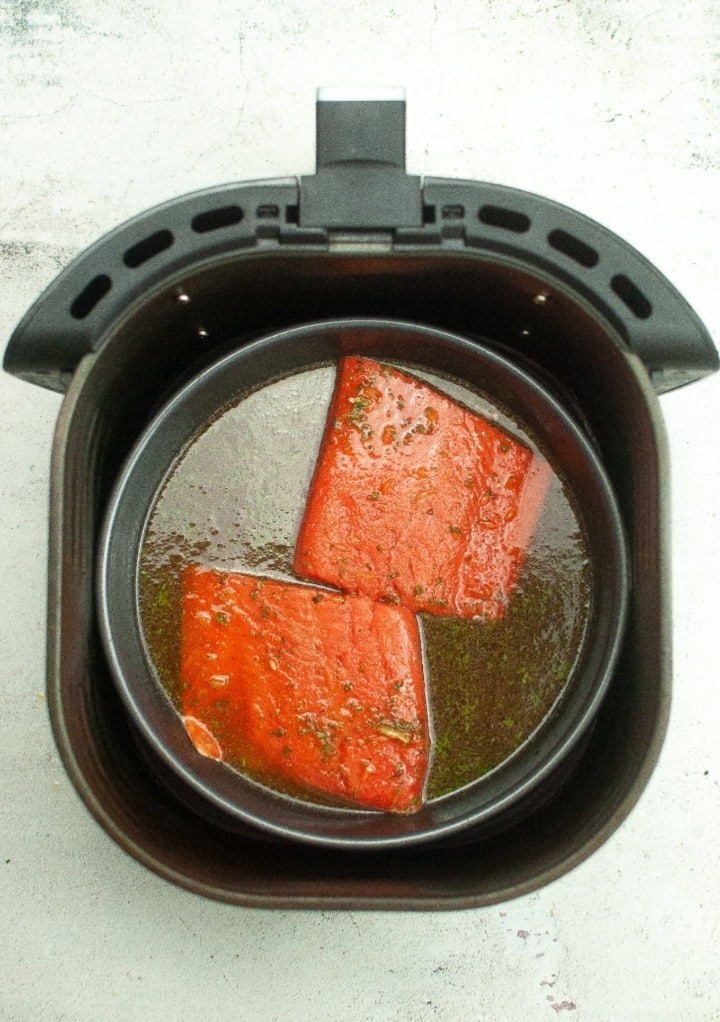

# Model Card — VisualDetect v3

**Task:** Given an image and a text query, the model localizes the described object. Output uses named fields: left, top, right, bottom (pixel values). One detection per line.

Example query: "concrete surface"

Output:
left=1, top=1, right=719, bottom=1019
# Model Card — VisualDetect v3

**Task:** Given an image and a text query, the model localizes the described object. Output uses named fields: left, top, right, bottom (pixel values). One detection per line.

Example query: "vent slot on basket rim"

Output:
left=478, top=204, right=531, bottom=233
left=70, top=274, right=112, bottom=320
left=547, top=228, right=599, bottom=269
left=191, top=205, right=245, bottom=234
left=63, top=195, right=658, bottom=332
left=123, top=229, right=175, bottom=269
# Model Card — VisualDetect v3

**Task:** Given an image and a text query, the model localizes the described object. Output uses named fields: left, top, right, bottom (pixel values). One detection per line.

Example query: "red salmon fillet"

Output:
left=180, top=566, right=430, bottom=813
left=294, top=357, right=551, bottom=620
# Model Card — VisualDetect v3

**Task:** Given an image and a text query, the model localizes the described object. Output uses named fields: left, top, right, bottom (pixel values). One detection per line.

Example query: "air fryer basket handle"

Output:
left=4, top=92, right=717, bottom=394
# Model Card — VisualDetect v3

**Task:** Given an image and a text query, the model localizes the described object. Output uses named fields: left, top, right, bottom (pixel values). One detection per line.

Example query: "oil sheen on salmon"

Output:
left=138, top=361, right=592, bottom=807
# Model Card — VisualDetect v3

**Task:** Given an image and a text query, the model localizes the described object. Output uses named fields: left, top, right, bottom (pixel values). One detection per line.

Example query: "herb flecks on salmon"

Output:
left=294, top=357, right=551, bottom=620
left=180, top=566, right=430, bottom=813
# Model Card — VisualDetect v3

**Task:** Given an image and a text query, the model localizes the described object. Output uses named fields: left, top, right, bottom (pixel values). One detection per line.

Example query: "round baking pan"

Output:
left=97, top=318, right=629, bottom=849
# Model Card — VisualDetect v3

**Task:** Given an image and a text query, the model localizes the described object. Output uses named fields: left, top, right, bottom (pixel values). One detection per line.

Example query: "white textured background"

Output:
left=1, top=2, right=719, bottom=1019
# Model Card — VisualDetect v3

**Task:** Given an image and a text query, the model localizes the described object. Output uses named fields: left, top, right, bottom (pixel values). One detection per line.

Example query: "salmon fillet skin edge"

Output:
left=294, top=357, right=550, bottom=621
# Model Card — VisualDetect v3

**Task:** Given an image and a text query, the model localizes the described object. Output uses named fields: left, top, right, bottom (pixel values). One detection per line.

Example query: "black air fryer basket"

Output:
left=4, top=91, right=718, bottom=908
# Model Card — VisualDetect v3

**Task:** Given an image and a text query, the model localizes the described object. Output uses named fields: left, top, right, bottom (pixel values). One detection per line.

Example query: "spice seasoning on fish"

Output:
left=180, top=566, right=430, bottom=813
left=294, top=357, right=551, bottom=620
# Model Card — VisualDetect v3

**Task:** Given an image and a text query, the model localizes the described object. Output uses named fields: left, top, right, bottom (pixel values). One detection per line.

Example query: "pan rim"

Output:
left=96, top=316, right=629, bottom=849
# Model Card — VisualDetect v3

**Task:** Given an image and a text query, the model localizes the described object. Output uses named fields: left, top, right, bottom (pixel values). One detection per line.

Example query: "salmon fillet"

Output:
left=180, top=566, right=430, bottom=813
left=294, top=357, right=551, bottom=620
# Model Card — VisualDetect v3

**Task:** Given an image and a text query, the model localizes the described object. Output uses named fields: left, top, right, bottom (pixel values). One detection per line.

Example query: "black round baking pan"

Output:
left=97, top=317, right=629, bottom=849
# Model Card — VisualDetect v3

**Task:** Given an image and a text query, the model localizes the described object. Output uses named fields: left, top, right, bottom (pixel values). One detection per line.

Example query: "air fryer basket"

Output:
left=4, top=93, right=718, bottom=906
